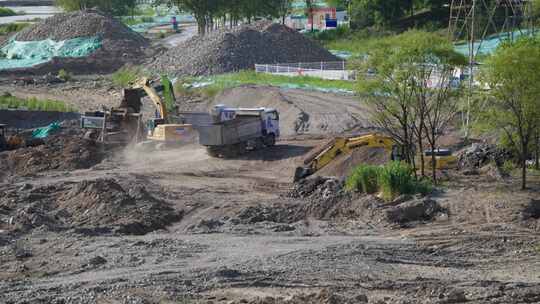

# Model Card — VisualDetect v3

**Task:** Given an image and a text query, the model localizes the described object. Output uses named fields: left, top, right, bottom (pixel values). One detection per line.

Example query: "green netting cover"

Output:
left=32, top=122, right=61, bottom=139
left=454, top=30, right=537, bottom=56
left=0, top=36, right=102, bottom=70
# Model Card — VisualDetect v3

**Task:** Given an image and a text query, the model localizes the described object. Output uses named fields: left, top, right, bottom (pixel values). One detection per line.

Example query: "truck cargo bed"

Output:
left=198, top=116, right=262, bottom=146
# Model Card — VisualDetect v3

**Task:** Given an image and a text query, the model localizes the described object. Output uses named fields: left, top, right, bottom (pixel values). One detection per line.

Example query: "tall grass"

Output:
left=346, top=164, right=380, bottom=194
left=0, top=23, right=30, bottom=35
left=345, top=161, right=433, bottom=201
left=0, top=93, right=75, bottom=112
left=0, top=7, right=16, bottom=17
left=112, top=65, right=146, bottom=88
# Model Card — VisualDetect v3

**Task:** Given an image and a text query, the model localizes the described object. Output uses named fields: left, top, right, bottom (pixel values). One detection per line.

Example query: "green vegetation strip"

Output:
left=183, top=71, right=356, bottom=97
left=0, top=7, right=17, bottom=17
left=0, top=94, right=76, bottom=112
left=0, top=23, right=30, bottom=36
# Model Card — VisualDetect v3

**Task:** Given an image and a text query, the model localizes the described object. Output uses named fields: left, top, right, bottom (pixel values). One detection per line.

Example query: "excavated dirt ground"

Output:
left=0, top=136, right=539, bottom=304
left=0, top=80, right=539, bottom=304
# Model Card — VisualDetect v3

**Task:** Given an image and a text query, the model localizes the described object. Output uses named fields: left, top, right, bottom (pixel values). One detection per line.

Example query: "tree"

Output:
left=305, top=0, right=316, bottom=32
left=276, top=0, right=294, bottom=25
left=357, top=30, right=466, bottom=182
left=55, top=0, right=136, bottom=15
left=481, top=37, right=540, bottom=189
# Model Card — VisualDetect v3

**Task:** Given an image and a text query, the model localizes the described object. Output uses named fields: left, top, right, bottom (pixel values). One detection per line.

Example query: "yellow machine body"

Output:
left=308, top=134, right=395, bottom=172
left=421, top=154, right=458, bottom=170
left=147, top=124, right=195, bottom=143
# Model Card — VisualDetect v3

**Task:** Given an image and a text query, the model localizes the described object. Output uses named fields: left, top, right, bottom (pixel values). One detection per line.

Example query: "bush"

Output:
left=0, top=94, right=75, bottom=112
left=378, top=161, right=417, bottom=201
left=501, top=160, right=515, bottom=175
left=346, top=164, right=380, bottom=194
left=0, top=22, right=30, bottom=35
left=112, top=65, right=145, bottom=88
left=57, top=69, right=72, bottom=82
left=0, top=7, right=16, bottom=17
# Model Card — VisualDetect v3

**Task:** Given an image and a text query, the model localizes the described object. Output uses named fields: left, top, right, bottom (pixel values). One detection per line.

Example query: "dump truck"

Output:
left=197, top=105, right=280, bottom=157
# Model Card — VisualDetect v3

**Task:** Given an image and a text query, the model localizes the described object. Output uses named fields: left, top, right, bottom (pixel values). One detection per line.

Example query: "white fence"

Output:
left=254, top=61, right=356, bottom=81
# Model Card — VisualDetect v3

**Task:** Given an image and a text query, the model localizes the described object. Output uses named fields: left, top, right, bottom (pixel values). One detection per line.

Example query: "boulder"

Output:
left=386, top=198, right=442, bottom=224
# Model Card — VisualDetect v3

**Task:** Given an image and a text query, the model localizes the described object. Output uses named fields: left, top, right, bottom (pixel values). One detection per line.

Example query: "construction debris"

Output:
left=386, top=198, right=444, bottom=224
left=147, top=22, right=339, bottom=76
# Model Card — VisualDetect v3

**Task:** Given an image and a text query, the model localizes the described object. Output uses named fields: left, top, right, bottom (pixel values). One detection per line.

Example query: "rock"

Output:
left=386, top=198, right=443, bottom=224
left=354, top=294, right=369, bottom=303
left=88, top=256, right=107, bottom=266
left=441, top=290, right=467, bottom=303
left=522, top=200, right=540, bottom=220
left=215, top=267, right=241, bottom=278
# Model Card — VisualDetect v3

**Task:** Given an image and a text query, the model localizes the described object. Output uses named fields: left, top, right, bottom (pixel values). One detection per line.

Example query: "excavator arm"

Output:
left=133, top=77, right=169, bottom=121
left=294, top=134, right=395, bottom=182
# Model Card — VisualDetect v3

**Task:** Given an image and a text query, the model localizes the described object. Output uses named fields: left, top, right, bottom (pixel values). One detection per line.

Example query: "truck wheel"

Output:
left=206, top=146, right=222, bottom=158
left=263, top=134, right=276, bottom=147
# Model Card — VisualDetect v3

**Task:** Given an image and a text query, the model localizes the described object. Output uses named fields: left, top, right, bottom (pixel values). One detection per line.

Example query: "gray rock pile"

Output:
left=15, top=10, right=147, bottom=45
left=147, top=22, right=339, bottom=76
left=457, top=143, right=511, bottom=170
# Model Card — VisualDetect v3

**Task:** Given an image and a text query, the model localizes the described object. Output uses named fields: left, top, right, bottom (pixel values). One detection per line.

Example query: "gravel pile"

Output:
left=3, top=9, right=149, bottom=75
left=148, top=22, right=339, bottom=76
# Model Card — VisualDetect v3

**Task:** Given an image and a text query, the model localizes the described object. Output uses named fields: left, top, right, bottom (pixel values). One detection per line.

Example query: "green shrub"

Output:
left=112, top=65, right=145, bottom=88
left=501, top=160, right=515, bottom=175
left=378, top=161, right=417, bottom=201
left=0, top=7, right=16, bottom=17
left=57, top=69, right=72, bottom=82
left=141, top=16, right=154, bottom=23
left=0, top=94, right=74, bottom=112
left=0, top=22, right=29, bottom=35
left=346, top=164, right=381, bottom=193
left=158, top=31, right=166, bottom=39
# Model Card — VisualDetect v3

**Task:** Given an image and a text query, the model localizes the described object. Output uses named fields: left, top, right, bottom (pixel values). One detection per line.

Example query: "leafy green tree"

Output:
left=55, top=0, right=136, bottom=15
left=357, top=30, right=466, bottom=182
left=480, top=37, right=540, bottom=189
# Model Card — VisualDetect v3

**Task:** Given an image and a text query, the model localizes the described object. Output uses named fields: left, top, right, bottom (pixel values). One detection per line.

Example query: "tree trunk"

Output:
left=534, top=130, right=540, bottom=170
left=521, top=141, right=528, bottom=190
left=431, top=143, right=437, bottom=184
left=418, top=133, right=425, bottom=177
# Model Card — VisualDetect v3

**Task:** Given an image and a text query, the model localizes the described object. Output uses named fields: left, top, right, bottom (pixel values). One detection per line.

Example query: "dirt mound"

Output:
left=246, top=289, right=367, bottom=304
left=0, top=134, right=105, bottom=181
left=2, top=10, right=149, bottom=75
left=189, top=85, right=373, bottom=136
left=0, top=178, right=182, bottom=235
left=148, top=22, right=339, bottom=76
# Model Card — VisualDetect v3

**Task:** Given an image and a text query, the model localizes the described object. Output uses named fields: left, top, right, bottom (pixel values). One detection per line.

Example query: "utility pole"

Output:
left=448, top=0, right=535, bottom=139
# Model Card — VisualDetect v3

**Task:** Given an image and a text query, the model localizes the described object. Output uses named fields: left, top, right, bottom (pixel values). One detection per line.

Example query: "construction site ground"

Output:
left=1, top=88, right=540, bottom=303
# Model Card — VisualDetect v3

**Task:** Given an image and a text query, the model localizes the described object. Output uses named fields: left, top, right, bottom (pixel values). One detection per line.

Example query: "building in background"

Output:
left=286, top=0, right=342, bottom=31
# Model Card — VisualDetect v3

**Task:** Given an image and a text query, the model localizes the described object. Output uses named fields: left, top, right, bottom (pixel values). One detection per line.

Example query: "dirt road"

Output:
left=1, top=140, right=539, bottom=303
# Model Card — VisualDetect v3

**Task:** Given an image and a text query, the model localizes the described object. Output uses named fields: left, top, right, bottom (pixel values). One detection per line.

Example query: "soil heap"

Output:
left=0, top=134, right=105, bottom=181
left=148, top=22, right=339, bottom=76
left=3, top=9, right=149, bottom=75
left=0, top=179, right=182, bottom=235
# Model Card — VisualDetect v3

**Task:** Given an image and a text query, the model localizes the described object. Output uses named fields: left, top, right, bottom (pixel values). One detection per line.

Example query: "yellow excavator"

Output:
left=80, top=76, right=195, bottom=146
left=133, top=77, right=196, bottom=145
left=294, top=133, right=457, bottom=181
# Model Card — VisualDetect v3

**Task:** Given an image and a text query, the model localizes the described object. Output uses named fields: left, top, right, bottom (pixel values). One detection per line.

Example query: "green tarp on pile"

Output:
left=0, top=36, right=102, bottom=70
left=32, top=122, right=61, bottom=139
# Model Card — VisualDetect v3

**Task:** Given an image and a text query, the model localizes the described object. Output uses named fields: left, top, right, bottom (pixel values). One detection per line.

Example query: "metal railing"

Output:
left=254, top=61, right=355, bottom=81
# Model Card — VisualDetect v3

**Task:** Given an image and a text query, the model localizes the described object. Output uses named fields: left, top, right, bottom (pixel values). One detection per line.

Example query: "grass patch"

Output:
left=0, top=22, right=30, bottom=35
left=346, top=164, right=380, bottom=194
left=0, top=93, right=75, bottom=112
left=0, top=7, right=16, bottom=17
left=345, top=161, right=434, bottom=201
left=182, top=70, right=356, bottom=97
left=112, top=65, right=147, bottom=88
